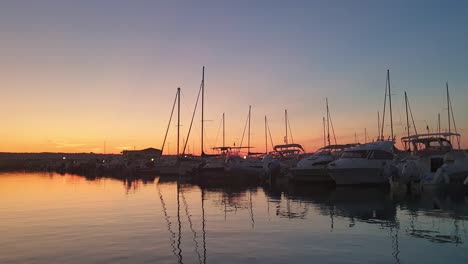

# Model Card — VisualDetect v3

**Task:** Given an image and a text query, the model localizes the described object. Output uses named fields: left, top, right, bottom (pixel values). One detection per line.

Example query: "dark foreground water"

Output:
left=1, top=172, right=467, bottom=264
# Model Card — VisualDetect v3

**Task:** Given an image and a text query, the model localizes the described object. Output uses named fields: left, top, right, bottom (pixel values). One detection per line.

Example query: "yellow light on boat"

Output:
left=243, top=156, right=247, bottom=159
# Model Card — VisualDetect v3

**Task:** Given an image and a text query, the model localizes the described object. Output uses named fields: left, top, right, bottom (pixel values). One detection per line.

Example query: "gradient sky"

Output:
left=1, top=0, right=467, bottom=154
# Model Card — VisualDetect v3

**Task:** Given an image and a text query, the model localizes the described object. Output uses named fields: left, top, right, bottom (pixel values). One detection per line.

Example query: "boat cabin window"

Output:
left=368, top=150, right=393, bottom=160
left=341, top=150, right=368, bottom=159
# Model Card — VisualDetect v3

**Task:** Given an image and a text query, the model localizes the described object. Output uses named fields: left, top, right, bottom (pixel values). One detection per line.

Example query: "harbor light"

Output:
left=151, top=158, right=154, bottom=161
left=62, top=157, right=66, bottom=160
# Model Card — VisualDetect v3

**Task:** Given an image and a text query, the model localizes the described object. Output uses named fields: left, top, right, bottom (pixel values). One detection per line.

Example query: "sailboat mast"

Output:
left=201, top=67, right=205, bottom=157
left=177, top=87, right=180, bottom=157
left=438, top=113, right=441, bottom=134
left=404, top=91, right=410, bottom=151
left=248, top=105, right=251, bottom=154
left=285, top=109, right=288, bottom=144
left=323, top=116, right=326, bottom=147
left=265, top=115, right=268, bottom=154
left=377, top=111, right=381, bottom=141
left=447, top=82, right=451, bottom=135
left=388, top=70, right=394, bottom=141
left=326, top=98, right=330, bottom=145
left=223, top=112, right=225, bottom=149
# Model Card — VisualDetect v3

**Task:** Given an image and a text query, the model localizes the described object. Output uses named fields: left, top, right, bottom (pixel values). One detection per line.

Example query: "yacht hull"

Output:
left=290, top=167, right=333, bottom=183
left=329, top=168, right=389, bottom=185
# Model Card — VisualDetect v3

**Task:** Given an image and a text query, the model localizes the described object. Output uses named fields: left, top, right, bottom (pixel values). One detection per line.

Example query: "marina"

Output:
left=2, top=1, right=468, bottom=263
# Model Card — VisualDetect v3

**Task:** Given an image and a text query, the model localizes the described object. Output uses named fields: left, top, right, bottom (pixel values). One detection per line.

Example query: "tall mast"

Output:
left=248, top=105, right=251, bottom=154
left=222, top=112, right=225, bottom=149
left=404, top=91, right=410, bottom=151
left=284, top=109, right=288, bottom=144
left=447, top=82, right=451, bottom=135
left=388, top=70, right=394, bottom=141
left=264, top=116, right=268, bottom=154
left=323, top=116, right=326, bottom=147
left=377, top=111, right=381, bottom=141
left=177, top=87, right=180, bottom=157
left=326, top=98, right=330, bottom=145
left=438, top=113, right=441, bottom=134
left=364, top=128, right=367, bottom=143
left=201, top=66, right=205, bottom=157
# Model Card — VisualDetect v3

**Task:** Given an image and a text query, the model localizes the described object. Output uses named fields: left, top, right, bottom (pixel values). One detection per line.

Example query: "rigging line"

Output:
left=381, top=75, right=388, bottom=140
left=182, top=82, right=203, bottom=155
left=180, top=189, right=202, bottom=264
left=157, top=184, right=179, bottom=262
left=449, top=95, right=460, bottom=149
left=328, top=110, right=338, bottom=145
left=161, top=90, right=178, bottom=156
left=239, top=110, right=250, bottom=149
left=266, top=118, right=275, bottom=150
left=212, top=115, right=223, bottom=149
left=203, top=126, right=215, bottom=153
left=327, top=104, right=338, bottom=145
left=407, top=96, right=418, bottom=135
left=287, top=117, right=295, bottom=144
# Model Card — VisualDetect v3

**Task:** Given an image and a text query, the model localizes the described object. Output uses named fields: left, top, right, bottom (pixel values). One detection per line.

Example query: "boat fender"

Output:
left=464, top=176, right=468, bottom=185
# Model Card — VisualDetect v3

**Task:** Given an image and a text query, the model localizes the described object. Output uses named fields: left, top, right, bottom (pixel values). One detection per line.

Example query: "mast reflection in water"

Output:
left=0, top=172, right=467, bottom=264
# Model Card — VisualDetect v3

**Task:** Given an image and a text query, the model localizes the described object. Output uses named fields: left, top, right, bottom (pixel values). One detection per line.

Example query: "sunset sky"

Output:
left=1, top=0, right=467, bottom=154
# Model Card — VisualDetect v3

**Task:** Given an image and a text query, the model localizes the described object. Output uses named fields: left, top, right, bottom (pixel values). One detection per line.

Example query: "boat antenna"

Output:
left=161, top=89, right=179, bottom=156
left=388, top=70, right=394, bottom=141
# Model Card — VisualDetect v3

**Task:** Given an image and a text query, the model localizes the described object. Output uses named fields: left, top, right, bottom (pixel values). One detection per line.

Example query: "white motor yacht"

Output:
left=290, top=144, right=356, bottom=183
left=396, top=133, right=460, bottom=185
left=328, top=141, right=399, bottom=185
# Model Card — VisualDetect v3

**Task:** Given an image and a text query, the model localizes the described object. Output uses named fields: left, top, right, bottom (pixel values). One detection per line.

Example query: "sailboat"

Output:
left=290, top=98, right=356, bottom=183
left=328, top=70, right=400, bottom=185
left=224, top=105, right=265, bottom=177
left=395, top=84, right=468, bottom=186
left=156, top=87, right=200, bottom=176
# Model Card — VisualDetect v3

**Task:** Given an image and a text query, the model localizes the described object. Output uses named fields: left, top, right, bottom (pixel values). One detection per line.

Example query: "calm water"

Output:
left=1, top=172, right=468, bottom=264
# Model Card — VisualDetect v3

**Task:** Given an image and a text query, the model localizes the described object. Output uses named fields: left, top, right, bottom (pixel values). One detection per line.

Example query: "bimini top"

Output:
left=401, top=132, right=461, bottom=142
left=273, top=144, right=305, bottom=152
left=345, top=141, right=395, bottom=153
left=319, top=144, right=357, bottom=151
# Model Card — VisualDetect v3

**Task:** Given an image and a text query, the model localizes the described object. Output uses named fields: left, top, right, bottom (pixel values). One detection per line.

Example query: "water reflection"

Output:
left=1, top=172, right=467, bottom=264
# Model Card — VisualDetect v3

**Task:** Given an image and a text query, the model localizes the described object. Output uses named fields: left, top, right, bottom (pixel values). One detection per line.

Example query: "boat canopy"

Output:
left=401, top=132, right=460, bottom=143
left=273, top=144, right=305, bottom=152
left=320, top=144, right=357, bottom=151
left=345, top=141, right=395, bottom=153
